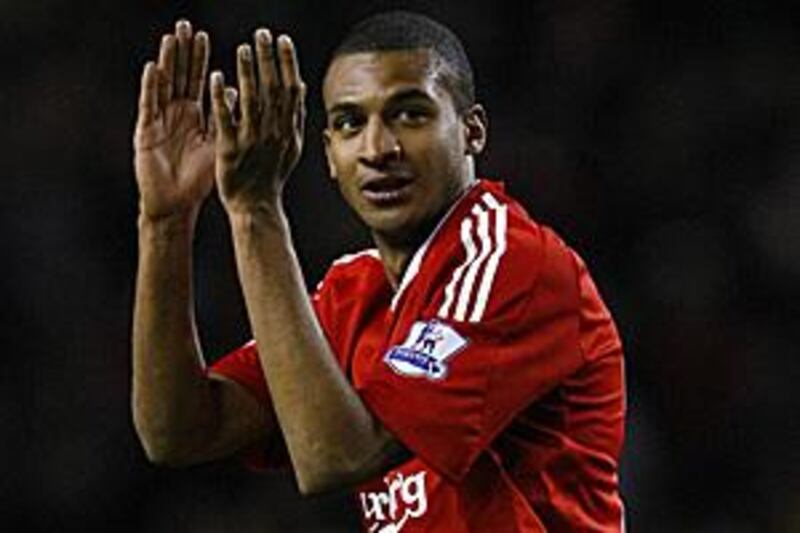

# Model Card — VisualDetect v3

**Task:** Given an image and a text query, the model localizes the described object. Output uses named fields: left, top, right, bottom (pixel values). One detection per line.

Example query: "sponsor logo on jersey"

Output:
left=359, top=470, right=428, bottom=532
left=384, top=320, right=468, bottom=380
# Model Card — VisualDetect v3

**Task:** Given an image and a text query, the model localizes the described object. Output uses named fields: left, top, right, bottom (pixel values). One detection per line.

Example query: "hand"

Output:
left=210, top=30, right=306, bottom=215
left=133, top=20, right=215, bottom=221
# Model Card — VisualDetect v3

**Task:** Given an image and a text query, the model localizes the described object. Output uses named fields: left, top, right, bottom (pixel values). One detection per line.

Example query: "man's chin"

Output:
left=363, top=210, right=420, bottom=243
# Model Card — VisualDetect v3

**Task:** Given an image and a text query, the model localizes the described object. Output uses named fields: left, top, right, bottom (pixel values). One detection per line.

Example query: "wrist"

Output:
left=228, top=203, right=292, bottom=248
left=227, top=200, right=286, bottom=229
left=138, top=211, right=198, bottom=241
left=221, top=190, right=284, bottom=217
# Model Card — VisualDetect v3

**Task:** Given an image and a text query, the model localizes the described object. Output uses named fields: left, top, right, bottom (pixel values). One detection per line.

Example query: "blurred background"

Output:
left=1, top=0, right=798, bottom=531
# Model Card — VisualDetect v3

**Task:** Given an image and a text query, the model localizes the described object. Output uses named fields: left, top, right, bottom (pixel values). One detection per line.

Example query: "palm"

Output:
left=134, top=22, right=213, bottom=220
left=135, top=101, right=213, bottom=219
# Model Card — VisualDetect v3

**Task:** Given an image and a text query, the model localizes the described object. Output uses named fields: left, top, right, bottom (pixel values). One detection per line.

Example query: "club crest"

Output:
left=384, top=320, right=468, bottom=380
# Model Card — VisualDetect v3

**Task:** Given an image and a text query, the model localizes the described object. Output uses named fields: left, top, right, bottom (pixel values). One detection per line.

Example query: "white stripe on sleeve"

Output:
left=481, top=192, right=501, bottom=210
left=437, top=217, right=477, bottom=319
left=469, top=201, right=507, bottom=322
left=453, top=205, right=493, bottom=321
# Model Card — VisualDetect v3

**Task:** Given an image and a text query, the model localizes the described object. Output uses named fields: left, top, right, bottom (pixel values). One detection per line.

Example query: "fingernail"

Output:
left=277, top=34, right=292, bottom=48
left=239, top=44, right=251, bottom=59
left=255, top=28, right=272, bottom=43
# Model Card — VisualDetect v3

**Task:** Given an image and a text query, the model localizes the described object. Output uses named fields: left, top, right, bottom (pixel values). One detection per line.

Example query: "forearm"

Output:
left=229, top=206, right=400, bottom=493
left=132, top=213, right=216, bottom=464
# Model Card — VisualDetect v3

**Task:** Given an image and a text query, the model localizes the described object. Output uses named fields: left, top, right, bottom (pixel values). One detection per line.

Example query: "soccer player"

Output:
left=132, top=12, right=626, bottom=532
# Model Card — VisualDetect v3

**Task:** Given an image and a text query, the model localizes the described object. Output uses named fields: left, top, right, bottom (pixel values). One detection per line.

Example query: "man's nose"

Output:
left=360, top=116, right=401, bottom=164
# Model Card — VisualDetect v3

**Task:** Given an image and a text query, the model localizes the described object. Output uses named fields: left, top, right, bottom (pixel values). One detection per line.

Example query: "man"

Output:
left=132, top=11, right=626, bottom=532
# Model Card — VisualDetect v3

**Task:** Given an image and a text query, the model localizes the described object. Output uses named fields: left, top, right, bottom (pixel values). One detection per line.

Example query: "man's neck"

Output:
left=371, top=177, right=478, bottom=291
left=372, top=231, right=426, bottom=291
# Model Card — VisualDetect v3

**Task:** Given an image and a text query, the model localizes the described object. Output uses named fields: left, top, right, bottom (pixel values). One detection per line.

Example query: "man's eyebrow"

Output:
left=327, top=88, right=435, bottom=116
left=326, top=102, right=361, bottom=117
left=385, top=88, right=435, bottom=105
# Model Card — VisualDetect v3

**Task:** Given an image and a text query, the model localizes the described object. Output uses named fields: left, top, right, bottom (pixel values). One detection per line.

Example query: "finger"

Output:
left=280, top=81, right=306, bottom=175
left=137, top=61, right=159, bottom=127
left=236, top=44, right=258, bottom=134
left=254, top=28, right=279, bottom=96
left=277, top=35, right=304, bottom=132
left=277, top=35, right=302, bottom=90
left=206, top=87, right=239, bottom=139
left=210, top=71, right=236, bottom=146
left=295, top=82, right=307, bottom=138
left=281, top=79, right=306, bottom=136
left=224, top=86, right=239, bottom=121
left=206, top=106, right=216, bottom=139
left=174, top=19, right=193, bottom=98
left=187, top=31, right=209, bottom=102
left=254, top=30, right=280, bottom=138
left=156, top=34, right=176, bottom=106
left=290, top=83, right=307, bottom=153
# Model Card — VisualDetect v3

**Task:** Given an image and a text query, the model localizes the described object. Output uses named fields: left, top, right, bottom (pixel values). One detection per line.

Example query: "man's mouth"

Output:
left=360, top=175, right=414, bottom=205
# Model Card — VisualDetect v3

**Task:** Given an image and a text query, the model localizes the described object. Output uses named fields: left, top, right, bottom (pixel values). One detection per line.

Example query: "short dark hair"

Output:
left=329, top=11, right=475, bottom=114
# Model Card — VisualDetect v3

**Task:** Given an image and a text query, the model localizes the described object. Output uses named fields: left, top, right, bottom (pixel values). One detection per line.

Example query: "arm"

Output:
left=131, top=20, right=271, bottom=466
left=133, top=214, right=272, bottom=466
left=210, top=32, right=407, bottom=494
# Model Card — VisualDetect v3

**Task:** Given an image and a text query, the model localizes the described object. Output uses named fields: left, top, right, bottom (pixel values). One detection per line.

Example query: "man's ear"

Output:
left=462, top=104, right=488, bottom=156
left=322, top=129, right=337, bottom=181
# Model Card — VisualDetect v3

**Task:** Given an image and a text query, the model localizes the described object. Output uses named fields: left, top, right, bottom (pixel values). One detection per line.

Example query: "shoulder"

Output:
left=330, top=248, right=382, bottom=268
left=314, top=248, right=382, bottom=291
left=312, top=248, right=385, bottom=307
left=424, top=183, right=579, bottom=328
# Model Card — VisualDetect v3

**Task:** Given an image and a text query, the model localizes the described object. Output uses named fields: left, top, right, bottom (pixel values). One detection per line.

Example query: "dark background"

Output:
left=1, top=0, right=798, bottom=531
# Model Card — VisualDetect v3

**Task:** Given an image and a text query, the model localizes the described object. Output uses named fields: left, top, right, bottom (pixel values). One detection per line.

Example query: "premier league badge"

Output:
left=384, top=320, right=468, bottom=380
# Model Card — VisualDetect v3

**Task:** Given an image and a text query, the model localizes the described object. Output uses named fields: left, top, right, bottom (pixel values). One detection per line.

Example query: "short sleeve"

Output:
left=209, top=341, right=269, bottom=404
left=208, top=341, right=291, bottom=470
left=358, top=225, right=585, bottom=482
left=208, top=251, right=354, bottom=397
left=207, top=254, right=375, bottom=470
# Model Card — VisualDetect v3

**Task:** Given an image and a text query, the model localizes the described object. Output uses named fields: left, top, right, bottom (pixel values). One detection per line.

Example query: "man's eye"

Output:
left=332, top=114, right=364, bottom=134
left=394, top=108, right=430, bottom=125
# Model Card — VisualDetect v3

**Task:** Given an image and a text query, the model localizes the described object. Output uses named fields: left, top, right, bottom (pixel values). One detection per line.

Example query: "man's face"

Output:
left=323, top=49, right=483, bottom=244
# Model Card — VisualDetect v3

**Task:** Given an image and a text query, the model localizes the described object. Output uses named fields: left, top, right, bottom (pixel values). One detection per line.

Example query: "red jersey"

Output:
left=211, top=180, right=626, bottom=532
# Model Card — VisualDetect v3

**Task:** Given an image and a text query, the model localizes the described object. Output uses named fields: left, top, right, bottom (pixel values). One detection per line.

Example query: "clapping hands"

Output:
left=133, top=20, right=306, bottom=221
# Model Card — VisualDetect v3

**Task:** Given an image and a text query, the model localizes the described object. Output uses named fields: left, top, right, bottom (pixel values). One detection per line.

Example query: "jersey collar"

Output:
left=390, top=179, right=494, bottom=311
